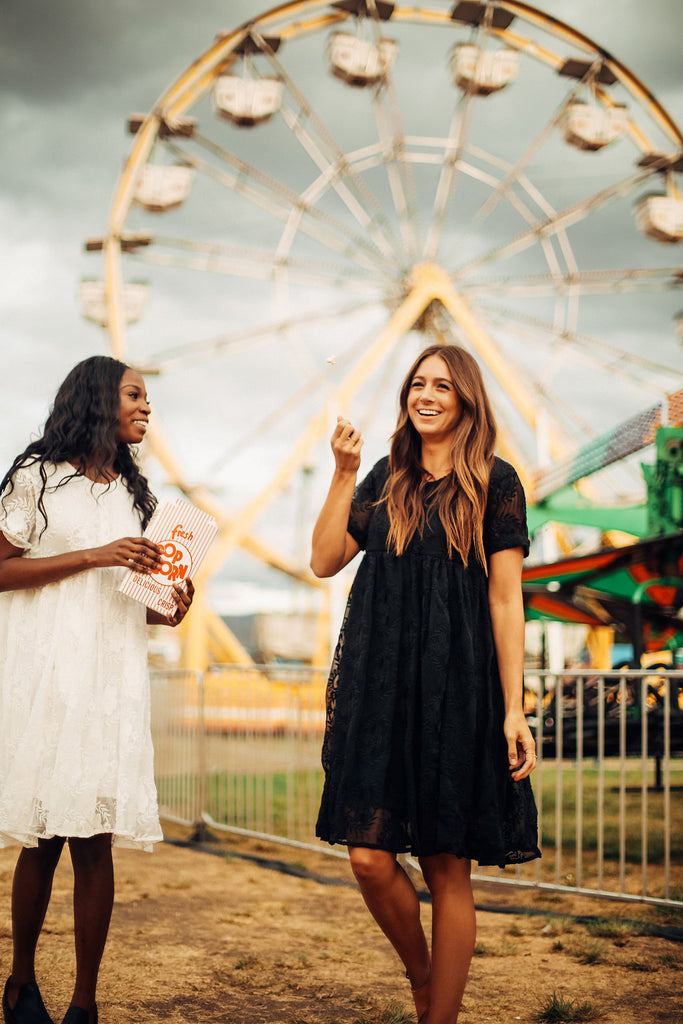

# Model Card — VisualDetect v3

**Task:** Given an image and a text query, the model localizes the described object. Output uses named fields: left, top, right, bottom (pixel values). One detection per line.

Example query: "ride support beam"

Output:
left=419, top=263, right=571, bottom=463
left=143, top=418, right=322, bottom=587
left=197, top=268, right=449, bottom=582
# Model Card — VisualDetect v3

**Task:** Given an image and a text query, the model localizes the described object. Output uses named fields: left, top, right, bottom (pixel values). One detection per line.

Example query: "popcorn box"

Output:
left=119, top=498, right=218, bottom=616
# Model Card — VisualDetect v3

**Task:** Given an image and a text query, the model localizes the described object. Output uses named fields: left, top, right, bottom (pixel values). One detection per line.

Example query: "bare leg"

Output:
left=418, top=855, right=475, bottom=1024
left=348, top=847, right=431, bottom=1019
left=6, top=836, right=66, bottom=1006
left=67, top=834, right=114, bottom=1022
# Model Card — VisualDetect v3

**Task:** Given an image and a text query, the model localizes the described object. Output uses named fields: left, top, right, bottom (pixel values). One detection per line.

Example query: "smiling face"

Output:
left=406, top=354, right=462, bottom=444
left=116, top=369, right=151, bottom=445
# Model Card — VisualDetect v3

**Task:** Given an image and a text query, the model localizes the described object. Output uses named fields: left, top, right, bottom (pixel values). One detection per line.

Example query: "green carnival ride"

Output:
left=523, top=392, right=683, bottom=665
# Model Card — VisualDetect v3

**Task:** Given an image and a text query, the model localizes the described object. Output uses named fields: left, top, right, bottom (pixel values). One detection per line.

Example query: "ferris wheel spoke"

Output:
left=440, top=285, right=662, bottom=504
left=127, top=237, right=393, bottom=294
left=424, top=9, right=531, bottom=263
left=433, top=275, right=575, bottom=458
left=165, top=136, right=397, bottom=276
left=482, top=302, right=680, bottom=392
left=532, top=376, right=606, bottom=440
left=410, top=309, right=536, bottom=475
left=424, top=7, right=508, bottom=263
left=130, top=295, right=384, bottom=372
left=426, top=139, right=581, bottom=294
left=457, top=142, right=562, bottom=224
left=423, top=92, right=479, bottom=261
left=370, top=74, right=421, bottom=260
left=459, top=77, right=591, bottom=243
left=356, top=328, right=413, bottom=437
left=204, top=323, right=384, bottom=481
left=489, top=405, right=536, bottom=484
left=462, top=266, right=683, bottom=299
left=252, top=29, right=404, bottom=261
left=199, top=283, right=448, bottom=576
left=467, top=325, right=577, bottom=448
left=455, top=159, right=670, bottom=277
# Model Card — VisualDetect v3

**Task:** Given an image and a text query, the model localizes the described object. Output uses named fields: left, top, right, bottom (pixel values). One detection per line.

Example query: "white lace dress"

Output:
left=0, top=461, right=162, bottom=851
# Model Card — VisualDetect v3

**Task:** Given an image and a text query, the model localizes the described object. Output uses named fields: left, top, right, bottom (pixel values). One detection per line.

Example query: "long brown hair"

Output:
left=383, top=344, right=497, bottom=567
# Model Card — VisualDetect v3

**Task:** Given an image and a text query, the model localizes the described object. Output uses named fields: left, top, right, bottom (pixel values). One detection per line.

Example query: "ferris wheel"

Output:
left=81, top=0, right=683, bottom=664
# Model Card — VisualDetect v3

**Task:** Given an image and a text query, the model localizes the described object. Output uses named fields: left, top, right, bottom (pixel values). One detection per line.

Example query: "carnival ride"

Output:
left=81, top=0, right=683, bottom=671
left=524, top=399, right=683, bottom=660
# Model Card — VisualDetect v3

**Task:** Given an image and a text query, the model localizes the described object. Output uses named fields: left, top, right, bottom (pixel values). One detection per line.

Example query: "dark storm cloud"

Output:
left=0, top=0, right=242, bottom=104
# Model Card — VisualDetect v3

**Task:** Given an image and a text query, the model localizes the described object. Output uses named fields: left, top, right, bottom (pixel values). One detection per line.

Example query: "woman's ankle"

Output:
left=406, top=966, right=431, bottom=1021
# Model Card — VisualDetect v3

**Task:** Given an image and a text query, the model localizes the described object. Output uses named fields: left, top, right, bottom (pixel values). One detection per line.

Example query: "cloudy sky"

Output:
left=1, top=0, right=682, bottom=611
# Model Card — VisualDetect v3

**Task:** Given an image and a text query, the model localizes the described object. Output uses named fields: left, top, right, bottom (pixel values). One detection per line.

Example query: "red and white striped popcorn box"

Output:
left=119, top=498, right=218, bottom=616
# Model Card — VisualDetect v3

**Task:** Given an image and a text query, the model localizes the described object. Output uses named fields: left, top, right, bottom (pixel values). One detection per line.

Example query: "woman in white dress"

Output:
left=0, top=357, right=194, bottom=1024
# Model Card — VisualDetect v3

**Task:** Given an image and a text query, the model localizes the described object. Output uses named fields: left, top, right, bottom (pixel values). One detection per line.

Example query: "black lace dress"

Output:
left=316, top=456, right=540, bottom=867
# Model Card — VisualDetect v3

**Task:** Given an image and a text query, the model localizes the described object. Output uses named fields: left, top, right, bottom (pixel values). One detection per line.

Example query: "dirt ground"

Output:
left=0, top=825, right=681, bottom=1024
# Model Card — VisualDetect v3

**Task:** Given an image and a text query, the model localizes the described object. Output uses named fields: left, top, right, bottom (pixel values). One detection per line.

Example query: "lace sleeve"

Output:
left=0, top=465, right=38, bottom=550
left=484, top=459, right=530, bottom=558
left=347, top=457, right=389, bottom=550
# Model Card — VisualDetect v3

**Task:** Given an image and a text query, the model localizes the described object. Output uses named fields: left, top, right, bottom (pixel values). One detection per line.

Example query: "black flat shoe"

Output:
left=60, top=1006, right=96, bottom=1024
left=2, top=978, right=54, bottom=1024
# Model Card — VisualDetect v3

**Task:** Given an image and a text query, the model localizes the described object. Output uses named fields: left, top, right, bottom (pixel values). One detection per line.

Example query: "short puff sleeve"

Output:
left=484, top=458, right=530, bottom=558
left=0, top=465, right=39, bottom=551
left=347, top=457, right=389, bottom=550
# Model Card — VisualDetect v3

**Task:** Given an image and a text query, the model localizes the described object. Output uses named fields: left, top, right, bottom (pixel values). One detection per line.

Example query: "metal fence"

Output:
left=150, top=665, right=683, bottom=908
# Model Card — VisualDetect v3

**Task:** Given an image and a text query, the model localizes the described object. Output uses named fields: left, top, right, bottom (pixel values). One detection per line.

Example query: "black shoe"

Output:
left=2, top=978, right=54, bottom=1024
left=60, top=1007, right=96, bottom=1024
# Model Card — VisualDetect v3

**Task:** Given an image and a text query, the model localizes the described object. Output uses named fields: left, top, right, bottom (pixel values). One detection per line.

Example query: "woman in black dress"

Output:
left=311, top=344, right=539, bottom=1024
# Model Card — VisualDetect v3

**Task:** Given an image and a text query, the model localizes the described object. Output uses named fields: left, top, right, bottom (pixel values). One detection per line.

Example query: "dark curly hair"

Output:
left=0, top=356, right=157, bottom=533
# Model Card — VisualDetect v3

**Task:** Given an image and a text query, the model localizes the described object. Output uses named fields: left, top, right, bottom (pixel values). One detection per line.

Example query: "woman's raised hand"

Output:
left=94, top=537, right=164, bottom=573
left=310, top=417, right=363, bottom=577
left=331, top=416, right=363, bottom=473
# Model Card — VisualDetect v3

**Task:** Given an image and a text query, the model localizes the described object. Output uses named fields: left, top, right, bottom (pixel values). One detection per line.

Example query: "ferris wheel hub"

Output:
left=407, top=262, right=452, bottom=294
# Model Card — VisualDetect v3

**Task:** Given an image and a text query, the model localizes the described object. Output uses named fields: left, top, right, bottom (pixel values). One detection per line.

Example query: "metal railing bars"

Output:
left=150, top=665, right=683, bottom=908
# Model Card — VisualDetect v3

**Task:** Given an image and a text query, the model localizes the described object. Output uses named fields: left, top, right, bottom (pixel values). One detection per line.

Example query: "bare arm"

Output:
left=0, top=531, right=163, bottom=593
left=488, top=546, right=536, bottom=781
left=310, top=417, right=362, bottom=578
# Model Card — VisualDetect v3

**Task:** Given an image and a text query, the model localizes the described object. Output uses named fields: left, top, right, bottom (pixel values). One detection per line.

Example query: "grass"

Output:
left=288, top=1017, right=344, bottom=1024
left=532, top=762, right=683, bottom=864
left=534, top=991, right=603, bottom=1022
left=507, top=921, right=525, bottom=936
left=653, top=892, right=683, bottom=929
left=620, top=958, right=657, bottom=972
left=584, top=918, right=635, bottom=938
left=233, top=954, right=261, bottom=970
left=567, top=937, right=608, bottom=964
left=473, top=939, right=518, bottom=956
left=205, top=768, right=324, bottom=837
left=541, top=916, right=575, bottom=936
left=351, top=1000, right=413, bottom=1024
